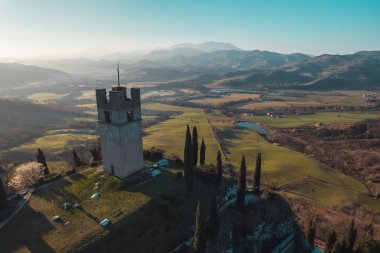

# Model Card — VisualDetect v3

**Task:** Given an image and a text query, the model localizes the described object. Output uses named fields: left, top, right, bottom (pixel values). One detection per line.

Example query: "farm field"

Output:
left=75, top=90, right=96, bottom=101
left=27, top=92, right=70, bottom=104
left=241, top=111, right=380, bottom=128
left=190, top=93, right=260, bottom=105
left=74, top=103, right=97, bottom=115
left=239, top=92, right=372, bottom=110
left=143, top=103, right=379, bottom=210
left=143, top=103, right=225, bottom=163
left=141, top=90, right=175, bottom=100
left=216, top=125, right=380, bottom=210
left=2, top=129, right=97, bottom=162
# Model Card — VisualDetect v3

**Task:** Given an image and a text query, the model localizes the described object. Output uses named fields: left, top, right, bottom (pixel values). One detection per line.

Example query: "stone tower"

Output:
left=95, top=81, right=144, bottom=178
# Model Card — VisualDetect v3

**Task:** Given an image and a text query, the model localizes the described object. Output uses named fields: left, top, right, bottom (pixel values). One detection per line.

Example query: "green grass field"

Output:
left=0, top=166, right=195, bottom=253
left=0, top=129, right=98, bottom=164
left=143, top=103, right=226, bottom=163
left=190, top=93, right=260, bottom=106
left=216, top=125, right=380, bottom=209
left=75, top=90, right=96, bottom=101
left=0, top=169, right=150, bottom=253
left=1, top=101, right=379, bottom=252
left=143, top=103, right=380, bottom=210
left=241, top=112, right=380, bottom=128
left=239, top=91, right=372, bottom=110
left=8, top=129, right=97, bottom=155
left=27, top=92, right=70, bottom=104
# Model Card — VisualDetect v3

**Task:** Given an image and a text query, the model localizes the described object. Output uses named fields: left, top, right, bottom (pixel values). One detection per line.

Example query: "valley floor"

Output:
left=143, top=103, right=380, bottom=210
left=1, top=100, right=380, bottom=252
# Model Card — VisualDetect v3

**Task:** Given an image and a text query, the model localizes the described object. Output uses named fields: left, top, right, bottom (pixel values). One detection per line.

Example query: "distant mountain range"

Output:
left=20, top=42, right=311, bottom=79
left=2, top=42, right=379, bottom=91
left=213, top=51, right=380, bottom=90
left=170, top=41, right=242, bottom=52
left=0, top=62, right=71, bottom=88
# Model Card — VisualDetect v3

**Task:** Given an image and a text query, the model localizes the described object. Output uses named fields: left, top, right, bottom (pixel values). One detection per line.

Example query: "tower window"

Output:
left=127, top=110, right=134, bottom=122
left=104, top=111, right=112, bottom=123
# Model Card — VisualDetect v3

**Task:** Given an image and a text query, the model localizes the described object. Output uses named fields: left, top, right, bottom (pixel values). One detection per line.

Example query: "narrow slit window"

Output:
left=104, top=111, right=112, bottom=123
left=127, top=110, right=134, bottom=122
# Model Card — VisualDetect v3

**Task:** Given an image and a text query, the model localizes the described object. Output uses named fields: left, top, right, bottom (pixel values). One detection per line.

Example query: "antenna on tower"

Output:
left=117, top=61, right=120, bottom=87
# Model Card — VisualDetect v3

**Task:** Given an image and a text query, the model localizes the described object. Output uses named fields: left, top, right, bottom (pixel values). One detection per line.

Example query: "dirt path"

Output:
left=206, top=116, right=235, bottom=177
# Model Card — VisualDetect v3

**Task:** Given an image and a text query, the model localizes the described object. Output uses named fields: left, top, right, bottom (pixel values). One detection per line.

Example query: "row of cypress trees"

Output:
left=37, top=141, right=101, bottom=175
left=321, top=219, right=358, bottom=253
left=36, top=148, right=81, bottom=174
left=183, top=125, right=221, bottom=252
left=184, top=125, right=209, bottom=191
left=186, top=124, right=263, bottom=252
left=237, top=152, right=262, bottom=209
left=192, top=152, right=262, bottom=252
left=193, top=195, right=220, bottom=253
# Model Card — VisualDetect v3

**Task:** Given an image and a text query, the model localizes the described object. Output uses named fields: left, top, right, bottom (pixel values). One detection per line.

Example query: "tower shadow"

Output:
left=0, top=204, right=56, bottom=253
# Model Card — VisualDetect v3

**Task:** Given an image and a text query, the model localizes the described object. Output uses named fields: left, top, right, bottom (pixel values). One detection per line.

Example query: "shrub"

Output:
left=143, top=146, right=165, bottom=160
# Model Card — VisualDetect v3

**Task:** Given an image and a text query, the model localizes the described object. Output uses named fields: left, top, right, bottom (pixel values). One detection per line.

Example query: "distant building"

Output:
left=95, top=66, right=144, bottom=178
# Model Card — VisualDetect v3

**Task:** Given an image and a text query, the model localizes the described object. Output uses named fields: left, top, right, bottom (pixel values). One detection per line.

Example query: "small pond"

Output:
left=236, top=121, right=267, bottom=135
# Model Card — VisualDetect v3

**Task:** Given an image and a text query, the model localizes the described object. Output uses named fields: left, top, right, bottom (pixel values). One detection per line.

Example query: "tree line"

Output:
left=0, top=140, right=102, bottom=210
left=182, top=125, right=263, bottom=253
left=307, top=217, right=380, bottom=253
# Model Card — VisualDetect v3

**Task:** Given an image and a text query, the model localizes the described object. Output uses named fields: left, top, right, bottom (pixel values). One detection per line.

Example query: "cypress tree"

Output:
left=200, top=138, right=206, bottom=165
left=306, top=217, right=316, bottom=247
left=0, top=178, right=7, bottom=209
left=216, top=150, right=222, bottom=185
left=253, top=152, right=261, bottom=195
left=71, top=148, right=81, bottom=170
left=325, top=229, right=338, bottom=253
left=236, top=155, right=246, bottom=209
left=192, top=126, right=198, bottom=166
left=355, top=238, right=380, bottom=253
left=36, top=148, right=49, bottom=175
left=193, top=201, right=206, bottom=253
left=346, top=219, right=357, bottom=253
left=90, top=138, right=102, bottom=162
left=184, top=125, right=193, bottom=191
left=208, top=194, right=219, bottom=240
left=365, top=223, right=374, bottom=239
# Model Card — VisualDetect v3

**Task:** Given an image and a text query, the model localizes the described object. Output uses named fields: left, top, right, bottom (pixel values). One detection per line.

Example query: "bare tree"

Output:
left=9, top=162, right=43, bottom=191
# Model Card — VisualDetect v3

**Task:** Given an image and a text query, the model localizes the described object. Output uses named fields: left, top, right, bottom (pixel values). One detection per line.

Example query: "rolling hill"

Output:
left=212, top=51, right=380, bottom=90
left=22, top=48, right=312, bottom=81
left=170, top=41, right=242, bottom=52
left=0, top=62, right=71, bottom=88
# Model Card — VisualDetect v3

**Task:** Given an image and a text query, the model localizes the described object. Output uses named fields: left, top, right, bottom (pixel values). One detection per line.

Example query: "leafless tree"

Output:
left=9, top=162, right=43, bottom=192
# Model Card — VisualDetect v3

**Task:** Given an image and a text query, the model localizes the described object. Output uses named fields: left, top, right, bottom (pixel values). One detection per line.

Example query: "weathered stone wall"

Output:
left=96, top=87, right=144, bottom=179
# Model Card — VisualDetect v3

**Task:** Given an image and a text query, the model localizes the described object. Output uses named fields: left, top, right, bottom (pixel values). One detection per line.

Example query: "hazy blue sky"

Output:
left=0, top=0, right=379, bottom=58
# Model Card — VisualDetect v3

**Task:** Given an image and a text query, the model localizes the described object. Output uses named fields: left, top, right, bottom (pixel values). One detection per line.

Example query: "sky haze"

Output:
left=0, top=0, right=379, bottom=58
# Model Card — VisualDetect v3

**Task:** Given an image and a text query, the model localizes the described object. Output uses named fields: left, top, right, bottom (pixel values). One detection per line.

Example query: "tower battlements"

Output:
left=96, top=86, right=141, bottom=111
